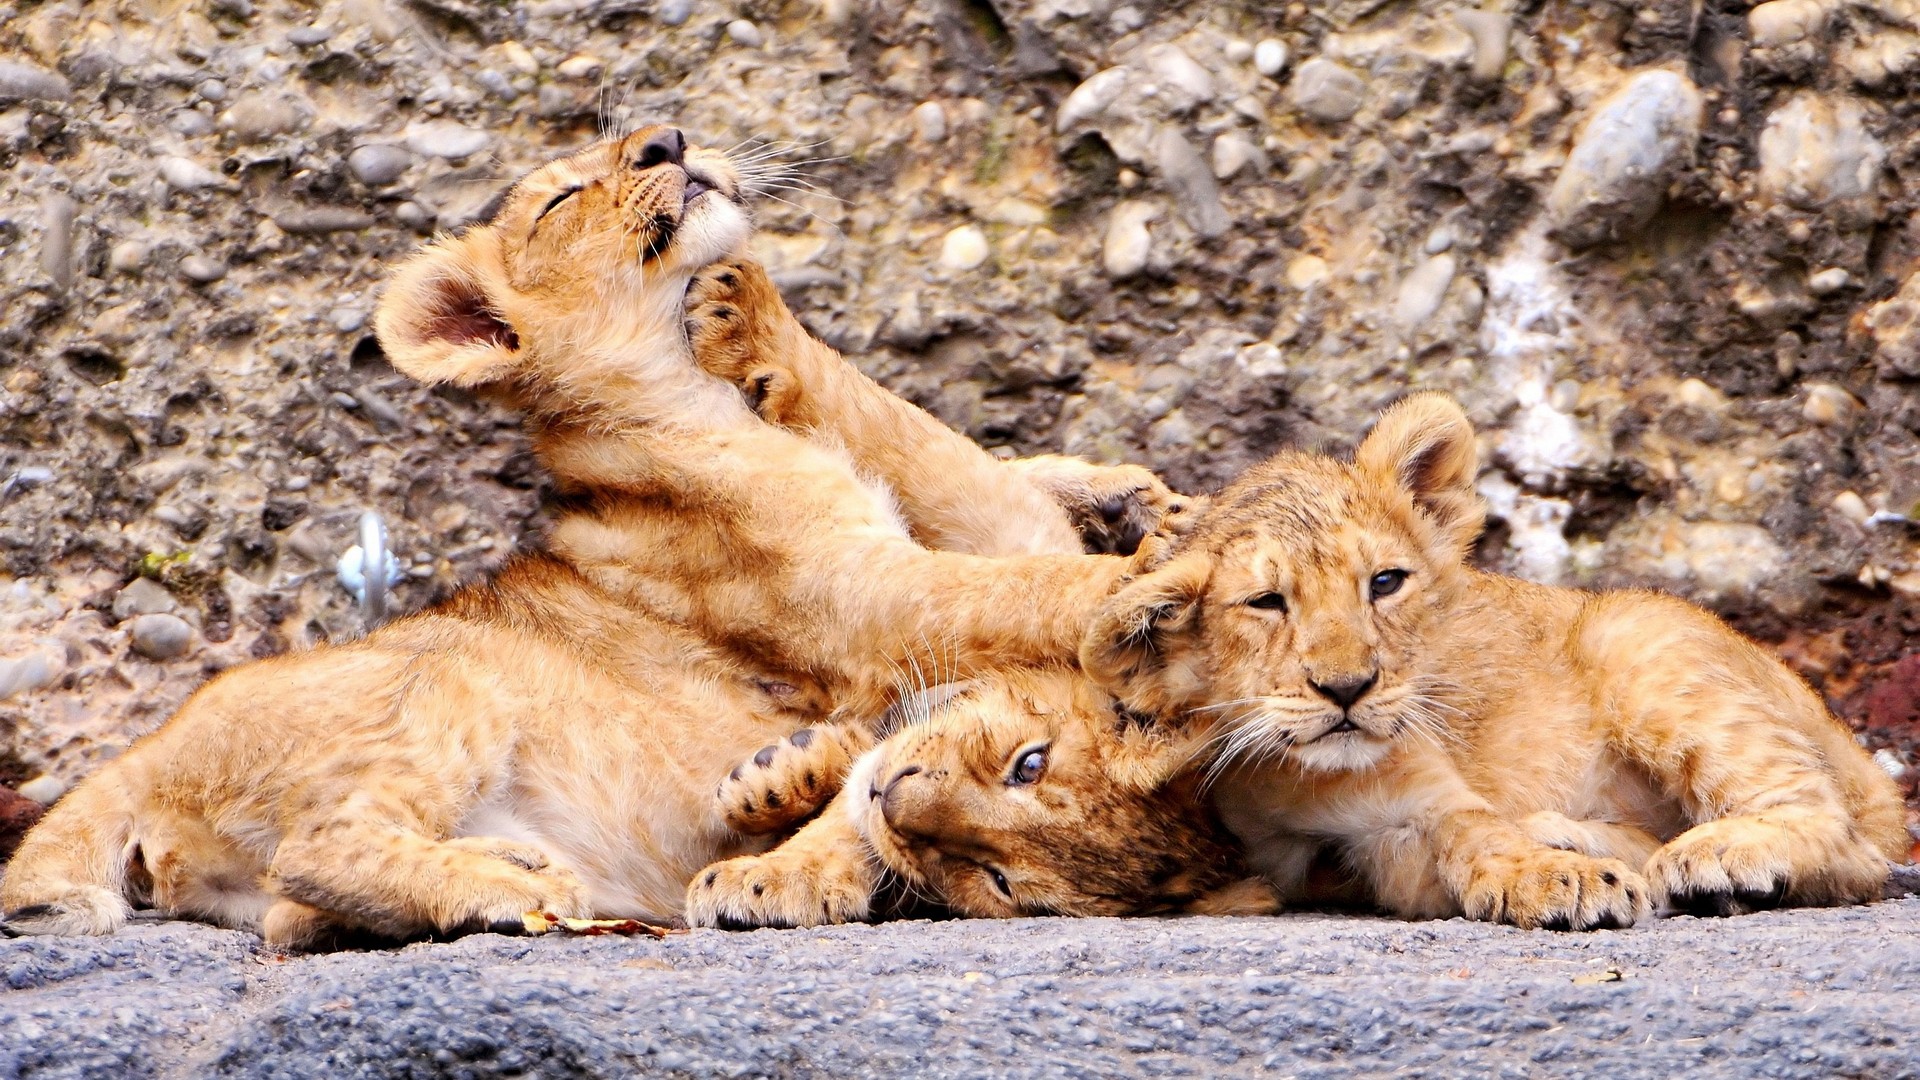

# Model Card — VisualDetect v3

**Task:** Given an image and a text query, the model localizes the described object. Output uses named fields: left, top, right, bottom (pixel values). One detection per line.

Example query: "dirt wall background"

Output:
left=0, top=0, right=1916, bottom=837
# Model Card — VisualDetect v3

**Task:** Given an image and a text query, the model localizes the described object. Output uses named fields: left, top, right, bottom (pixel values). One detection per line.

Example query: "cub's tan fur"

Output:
left=1085, top=392, right=1908, bottom=928
left=1, top=128, right=1138, bottom=946
left=686, top=668, right=1277, bottom=928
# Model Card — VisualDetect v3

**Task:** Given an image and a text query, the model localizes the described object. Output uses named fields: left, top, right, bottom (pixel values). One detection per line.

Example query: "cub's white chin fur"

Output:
left=1288, top=732, right=1394, bottom=774
left=670, top=196, right=752, bottom=271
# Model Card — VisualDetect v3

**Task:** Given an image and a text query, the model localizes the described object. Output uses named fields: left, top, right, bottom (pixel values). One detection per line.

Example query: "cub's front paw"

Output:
left=685, top=257, right=801, bottom=419
left=1460, top=848, right=1649, bottom=930
left=1646, top=817, right=1887, bottom=915
left=718, top=724, right=870, bottom=835
left=684, top=847, right=873, bottom=929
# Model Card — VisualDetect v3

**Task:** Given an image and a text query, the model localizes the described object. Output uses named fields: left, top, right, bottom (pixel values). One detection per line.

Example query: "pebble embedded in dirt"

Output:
left=129, top=614, right=195, bottom=661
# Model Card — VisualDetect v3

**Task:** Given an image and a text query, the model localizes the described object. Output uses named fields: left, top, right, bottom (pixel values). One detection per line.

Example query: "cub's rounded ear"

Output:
left=1080, top=552, right=1210, bottom=716
left=1355, top=391, right=1484, bottom=553
left=374, top=235, right=522, bottom=388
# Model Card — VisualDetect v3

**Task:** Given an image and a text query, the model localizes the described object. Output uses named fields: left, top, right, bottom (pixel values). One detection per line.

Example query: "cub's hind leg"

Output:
left=718, top=722, right=875, bottom=835
left=1585, top=597, right=1900, bottom=913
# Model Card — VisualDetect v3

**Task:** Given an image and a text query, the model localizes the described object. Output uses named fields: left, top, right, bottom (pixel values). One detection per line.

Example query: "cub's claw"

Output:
left=1460, top=848, right=1649, bottom=930
left=717, top=723, right=872, bottom=835
left=684, top=846, right=873, bottom=929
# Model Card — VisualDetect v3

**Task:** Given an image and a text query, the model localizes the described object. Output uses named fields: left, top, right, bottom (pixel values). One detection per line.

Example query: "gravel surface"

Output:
left=5, top=900, right=1919, bottom=1079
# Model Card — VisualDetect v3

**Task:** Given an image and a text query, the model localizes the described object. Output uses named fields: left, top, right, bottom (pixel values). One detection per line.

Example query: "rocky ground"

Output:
left=1, top=3, right=1918, bottom=814
left=4, top=900, right=1920, bottom=1078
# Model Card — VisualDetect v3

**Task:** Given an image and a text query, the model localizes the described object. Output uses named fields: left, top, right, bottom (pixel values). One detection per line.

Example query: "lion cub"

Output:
left=685, top=667, right=1280, bottom=928
left=0, top=128, right=1135, bottom=946
left=1084, top=393, right=1908, bottom=928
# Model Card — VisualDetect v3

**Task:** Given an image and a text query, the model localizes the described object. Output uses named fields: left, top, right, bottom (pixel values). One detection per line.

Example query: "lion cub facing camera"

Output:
left=1085, top=393, right=1908, bottom=928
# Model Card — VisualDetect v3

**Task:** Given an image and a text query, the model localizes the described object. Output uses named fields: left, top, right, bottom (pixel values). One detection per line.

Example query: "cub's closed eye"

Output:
left=1008, top=746, right=1047, bottom=785
left=1246, top=592, right=1288, bottom=612
left=1370, top=569, right=1409, bottom=600
left=535, top=187, right=580, bottom=221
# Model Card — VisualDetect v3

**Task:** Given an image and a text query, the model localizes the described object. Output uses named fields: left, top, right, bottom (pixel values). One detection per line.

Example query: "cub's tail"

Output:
left=0, top=769, right=137, bottom=936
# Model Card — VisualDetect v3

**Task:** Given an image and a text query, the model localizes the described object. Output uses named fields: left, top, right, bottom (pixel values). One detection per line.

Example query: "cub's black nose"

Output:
left=1311, top=672, right=1378, bottom=710
left=636, top=128, right=686, bottom=169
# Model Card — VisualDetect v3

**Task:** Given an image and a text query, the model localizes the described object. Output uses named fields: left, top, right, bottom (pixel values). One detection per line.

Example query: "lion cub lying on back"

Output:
left=1085, top=393, right=1908, bottom=927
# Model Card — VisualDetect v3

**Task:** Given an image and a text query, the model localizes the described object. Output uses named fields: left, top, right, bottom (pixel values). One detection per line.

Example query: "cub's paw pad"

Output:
left=685, top=257, right=784, bottom=386
left=717, top=726, right=851, bottom=835
left=1059, top=465, right=1184, bottom=556
left=1464, top=850, right=1649, bottom=931
left=684, top=850, right=870, bottom=930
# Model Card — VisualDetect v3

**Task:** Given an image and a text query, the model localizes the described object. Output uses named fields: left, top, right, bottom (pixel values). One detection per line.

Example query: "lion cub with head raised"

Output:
left=1, top=127, right=1139, bottom=946
left=1085, top=393, right=1908, bottom=928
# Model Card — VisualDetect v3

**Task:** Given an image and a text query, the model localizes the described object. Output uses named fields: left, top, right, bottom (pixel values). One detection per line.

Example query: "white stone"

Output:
left=1808, top=267, right=1851, bottom=294
left=912, top=100, right=948, bottom=143
left=16, top=774, right=68, bottom=804
left=1224, top=40, right=1253, bottom=64
left=1749, top=0, right=1832, bottom=47
left=405, top=121, right=490, bottom=160
left=726, top=19, right=764, bottom=47
left=1394, top=254, right=1457, bottom=327
left=1834, top=490, right=1872, bottom=525
left=938, top=225, right=990, bottom=271
left=1455, top=10, right=1510, bottom=81
left=0, top=649, right=59, bottom=700
left=1254, top=38, right=1288, bottom=77
left=1147, top=44, right=1215, bottom=105
left=1546, top=69, right=1703, bottom=249
left=1210, top=133, right=1261, bottom=179
left=112, top=578, right=177, bottom=620
left=159, top=155, right=223, bottom=191
left=1102, top=201, right=1158, bottom=278
left=499, top=40, right=540, bottom=75
left=1803, top=382, right=1858, bottom=425
left=1757, top=93, right=1885, bottom=210
left=108, top=241, right=149, bottom=274
left=556, top=54, right=604, bottom=80
left=1285, top=254, right=1330, bottom=289
left=1056, top=67, right=1128, bottom=132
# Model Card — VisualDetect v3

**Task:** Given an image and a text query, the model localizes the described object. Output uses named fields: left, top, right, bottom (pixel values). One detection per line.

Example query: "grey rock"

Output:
left=111, top=578, right=178, bottom=621
left=1395, top=254, right=1458, bottom=327
left=1056, top=66, right=1127, bottom=132
left=179, top=255, right=227, bottom=284
left=1210, top=132, right=1262, bottom=180
left=1154, top=128, right=1230, bottom=239
left=128, top=613, right=194, bottom=660
left=0, top=61, right=71, bottom=104
left=405, top=121, right=490, bottom=161
left=1145, top=44, right=1214, bottom=107
left=220, top=93, right=309, bottom=142
left=288, top=24, right=333, bottom=46
left=168, top=110, right=214, bottom=137
left=1547, top=69, right=1703, bottom=249
left=194, top=78, right=227, bottom=102
left=657, top=0, right=693, bottom=25
left=346, top=144, right=413, bottom=186
left=272, top=207, right=377, bottom=234
left=39, top=193, right=74, bottom=292
left=0, top=651, right=59, bottom=701
left=1290, top=58, right=1366, bottom=124
left=4, top=907, right=1920, bottom=1077
left=1757, top=92, right=1885, bottom=210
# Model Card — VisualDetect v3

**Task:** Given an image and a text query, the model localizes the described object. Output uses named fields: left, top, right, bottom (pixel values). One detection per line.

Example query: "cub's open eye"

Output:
left=1008, top=746, right=1047, bottom=785
left=1370, top=569, right=1409, bottom=600
left=535, top=186, right=580, bottom=221
left=1246, top=592, right=1288, bottom=612
left=987, top=867, right=1013, bottom=899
